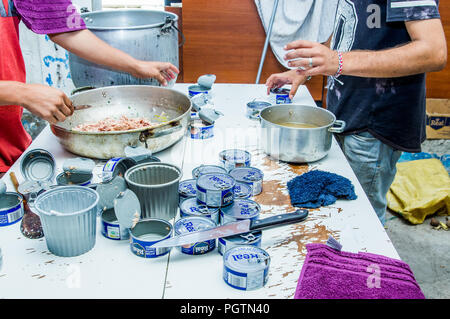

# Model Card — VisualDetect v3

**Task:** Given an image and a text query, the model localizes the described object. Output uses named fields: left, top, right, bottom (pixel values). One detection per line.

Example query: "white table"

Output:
left=0, top=84, right=399, bottom=299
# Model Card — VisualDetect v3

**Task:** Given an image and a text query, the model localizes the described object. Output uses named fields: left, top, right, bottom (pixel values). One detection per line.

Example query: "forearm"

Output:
left=49, top=29, right=139, bottom=74
left=0, top=81, right=27, bottom=106
left=342, top=41, right=446, bottom=78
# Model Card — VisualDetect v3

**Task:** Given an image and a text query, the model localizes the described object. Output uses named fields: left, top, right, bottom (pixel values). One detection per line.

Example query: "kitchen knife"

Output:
left=150, top=209, right=309, bottom=249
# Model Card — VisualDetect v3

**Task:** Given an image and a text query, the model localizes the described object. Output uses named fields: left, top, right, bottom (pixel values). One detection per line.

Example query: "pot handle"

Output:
left=139, top=121, right=183, bottom=147
left=328, top=120, right=346, bottom=133
left=161, top=17, right=186, bottom=47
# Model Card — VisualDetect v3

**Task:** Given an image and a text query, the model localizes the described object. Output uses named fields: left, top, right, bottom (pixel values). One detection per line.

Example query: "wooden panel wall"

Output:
left=179, top=0, right=326, bottom=103
left=426, top=1, right=450, bottom=98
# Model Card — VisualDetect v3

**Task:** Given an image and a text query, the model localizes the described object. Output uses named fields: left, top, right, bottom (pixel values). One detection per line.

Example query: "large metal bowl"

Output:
left=260, top=104, right=346, bottom=163
left=50, top=85, right=192, bottom=159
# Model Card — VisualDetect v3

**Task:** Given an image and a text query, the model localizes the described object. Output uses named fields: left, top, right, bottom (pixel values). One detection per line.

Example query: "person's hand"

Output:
left=131, top=61, right=180, bottom=86
left=284, top=40, right=339, bottom=77
left=265, top=69, right=308, bottom=100
left=20, top=84, right=74, bottom=125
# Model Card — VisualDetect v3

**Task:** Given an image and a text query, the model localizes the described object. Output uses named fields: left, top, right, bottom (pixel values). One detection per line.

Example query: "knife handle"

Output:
left=249, top=209, right=309, bottom=231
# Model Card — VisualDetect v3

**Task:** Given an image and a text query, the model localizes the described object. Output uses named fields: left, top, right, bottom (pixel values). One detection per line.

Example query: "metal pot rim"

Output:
left=124, top=162, right=183, bottom=189
left=34, top=186, right=99, bottom=217
left=81, top=9, right=178, bottom=31
left=260, top=104, right=337, bottom=130
left=51, top=85, right=192, bottom=136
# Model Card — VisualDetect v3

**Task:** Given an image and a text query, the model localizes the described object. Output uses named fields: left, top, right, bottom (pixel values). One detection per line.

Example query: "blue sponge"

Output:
left=287, top=170, right=357, bottom=208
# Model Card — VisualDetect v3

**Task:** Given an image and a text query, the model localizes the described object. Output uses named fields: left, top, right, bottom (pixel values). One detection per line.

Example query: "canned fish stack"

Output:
left=175, top=149, right=271, bottom=284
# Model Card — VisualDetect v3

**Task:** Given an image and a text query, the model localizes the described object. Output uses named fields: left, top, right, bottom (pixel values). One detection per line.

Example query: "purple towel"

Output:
left=14, top=0, right=86, bottom=34
left=295, top=244, right=425, bottom=299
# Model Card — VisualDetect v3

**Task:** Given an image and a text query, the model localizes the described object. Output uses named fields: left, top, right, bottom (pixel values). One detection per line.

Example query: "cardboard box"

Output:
left=426, top=99, right=450, bottom=140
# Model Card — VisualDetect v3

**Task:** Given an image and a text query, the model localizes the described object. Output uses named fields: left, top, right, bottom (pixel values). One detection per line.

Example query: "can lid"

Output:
left=219, top=149, right=251, bottom=163
left=198, top=108, right=223, bottom=125
left=221, top=199, right=261, bottom=219
left=270, top=87, right=290, bottom=94
left=96, top=176, right=128, bottom=210
left=192, top=165, right=227, bottom=179
left=233, top=182, right=253, bottom=199
left=247, top=101, right=271, bottom=109
left=178, top=179, right=197, bottom=197
left=124, top=146, right=154, bottom=164
left=56, top=172, right=93, bottom=186
left=180, top=197, right=218, bottom=216
left=174, top=216, right=216, bottom=235
left=62, top=157, right=95, bottom=175
left=18, top=179, right=44, bottom=195
left=114, top=189, right=141, bottom=230
left=229, top=167, right=264, bottom=182
left=189, top=84, right=210, bottom=93
left=197, top=74, right=216, bottom=89
left=20, top=149, right=55, bottom=182
left=223, top=246, right=270, bottom=272
left=196, top=173, right=236, bottom=190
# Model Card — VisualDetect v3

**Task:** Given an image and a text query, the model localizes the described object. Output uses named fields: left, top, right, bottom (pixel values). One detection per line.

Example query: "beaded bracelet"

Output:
left=334, top=51, right=343, bottom=78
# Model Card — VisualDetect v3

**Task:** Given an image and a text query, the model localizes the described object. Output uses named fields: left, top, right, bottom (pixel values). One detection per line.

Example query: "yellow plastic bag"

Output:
left=387, top=158, right=450, bottom=224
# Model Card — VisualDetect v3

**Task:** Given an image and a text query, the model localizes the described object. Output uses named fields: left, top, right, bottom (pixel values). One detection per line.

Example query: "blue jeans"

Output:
left=335, top=131, right=402, bottom=225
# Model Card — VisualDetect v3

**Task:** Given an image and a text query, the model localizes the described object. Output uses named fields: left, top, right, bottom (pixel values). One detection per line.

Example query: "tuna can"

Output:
left=178, top=179, right=197, bottom=204
left=56, top=172, right=93, bottom=187
left=179, top=197, right=220, bottom=224
left=130, top=218, right=173, bottom=258
left=219, top=149, right=251, bottom=172
left=223, top=245, right=271, bottom=291
left=218, top=229, right=262, bottom=255
left=229, top=167, right=264, bottom=196
left=233, top=182, right=253, bottom=200
left=269, top=87, right=292, bottom=104
left=220, top=198, right=261, bottom=225
left=190, top=119, right=214, bottom=139
left=246, top=101, right=271, bottom=120
left=20, top=149, right=56, bottom=182
left=196, top=173, right=236, bottom=208
left=100, top=208, right=130, bottom=240
left=188, top=84, right=210, bottom=98
left=102, top=157, right=137, bottom=182
left=0, top=192, right=24, bottom=227
left=192, top=165, right=227, bottom=179
left=174, top=216, right=216, bottom=255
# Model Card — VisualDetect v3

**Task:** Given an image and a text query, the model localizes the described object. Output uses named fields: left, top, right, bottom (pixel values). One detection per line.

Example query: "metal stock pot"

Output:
left=259, top=104, right=346, bottom=163
left=50, top=85, right=192, bottom=159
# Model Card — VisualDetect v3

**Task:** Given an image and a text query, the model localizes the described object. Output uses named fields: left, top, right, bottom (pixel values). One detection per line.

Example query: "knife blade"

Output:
left=150, top=209, right=309, bottom=249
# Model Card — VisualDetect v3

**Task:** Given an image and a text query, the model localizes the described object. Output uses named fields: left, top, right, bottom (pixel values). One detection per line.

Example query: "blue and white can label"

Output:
left=0, top=193, right=24, bottom=227
left=178, top=179, right=197, bottom=204
left=223, top=246, right=270, bottom=291
left=102, top=157, right=122, bottom=182
left=101, top=209, right=130, bottom=241
left=190, top=120, right=214, bottom=140
left=220, top=198, right=261, bottom=225
left=229, top=167, right=264, bottom=196
left=188, top=85, right=210, bottom=98
left=196, top=173, right=236, bottom=208
left=130, top=219, right=173, bottom=258
left=219, top=149, right=251, bottom=172
left=174, top=216, right=216, bottom=255
left=270, top=88, right=292, bottom=104
left=233, top=182, right=253, bottom=199
left=218, top=230, right=262, bottom=255
left=179, top=197, right=220, bottom=224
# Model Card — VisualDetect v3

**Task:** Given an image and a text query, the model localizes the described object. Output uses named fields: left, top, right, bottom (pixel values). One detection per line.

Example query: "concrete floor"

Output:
left=384, top=139, right=450, bottom=299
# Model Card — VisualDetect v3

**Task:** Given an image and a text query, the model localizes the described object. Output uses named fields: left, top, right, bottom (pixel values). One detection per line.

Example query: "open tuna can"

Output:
left=100, top=208, right=130, bottom=241
left=20, top=149, right=56, bottom=182
left=124, top=162, right=182, bottom=220
left=130, top=218, right=173, bottom=258
left=34, top=186, right=99, bottom=257
left=0, top=192, right=24, bottom=227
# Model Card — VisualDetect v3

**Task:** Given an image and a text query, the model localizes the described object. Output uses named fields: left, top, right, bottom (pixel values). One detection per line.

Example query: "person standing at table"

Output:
left=265, top=0, right=447, bottom=225
left=0, top=0, right=179, bottom=177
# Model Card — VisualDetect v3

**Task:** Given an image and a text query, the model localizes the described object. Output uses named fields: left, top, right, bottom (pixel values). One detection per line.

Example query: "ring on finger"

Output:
left=308, top=57, right=313, bottom=68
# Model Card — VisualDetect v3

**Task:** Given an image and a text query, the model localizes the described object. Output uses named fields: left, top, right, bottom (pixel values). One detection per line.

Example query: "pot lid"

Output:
left=114, top=189, right=141, bottom=229
left=96, top=176, right=128, bottom=211
left=198, top=108, right=224, bottom=125
left=63, top=157, right=96, bottom=175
